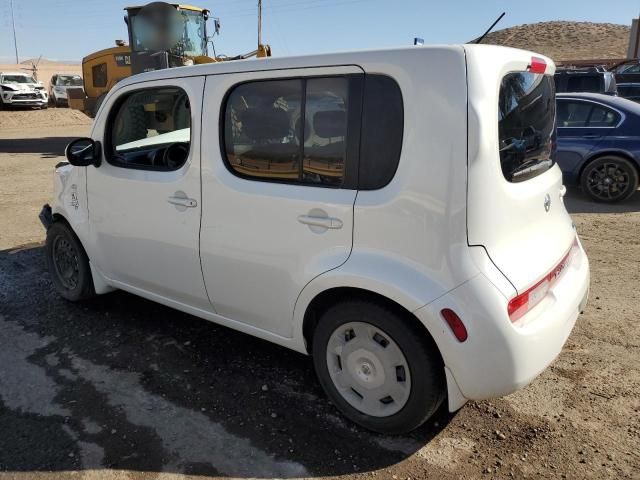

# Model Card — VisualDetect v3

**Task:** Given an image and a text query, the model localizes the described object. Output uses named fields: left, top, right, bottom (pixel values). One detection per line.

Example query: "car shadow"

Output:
left=0, top=244, right=454, bottom=478
left=564, top=187, right=640, bottom=214
left=0, top=137, right=76, bottom=158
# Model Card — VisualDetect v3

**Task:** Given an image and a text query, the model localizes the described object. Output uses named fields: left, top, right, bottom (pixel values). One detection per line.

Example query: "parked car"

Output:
left=555, top=92, right=640, bottom=202
left=49, top=73, right=84, bottom=107
left=554, top=66, right=617, bottom=96
left=616, top=83, right=640, bottom=103
left=614, top=60, right=640, bottom=84
left=0, top=72, right=48, bottom=109
left=39, top=45, right=590, bottom=434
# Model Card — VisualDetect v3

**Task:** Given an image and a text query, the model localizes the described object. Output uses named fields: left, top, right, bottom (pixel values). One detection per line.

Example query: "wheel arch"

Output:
left=48, top=211, right=113, bottom=295
left=301, top=286, right=444, bottom=367
left=578, top=149, right=640, bottom=182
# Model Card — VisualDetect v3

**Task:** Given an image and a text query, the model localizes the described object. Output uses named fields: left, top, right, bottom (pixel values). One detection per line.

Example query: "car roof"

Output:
left=556, top=92, right=640, bottom=114
left=114, top=44, right=548, bottom=90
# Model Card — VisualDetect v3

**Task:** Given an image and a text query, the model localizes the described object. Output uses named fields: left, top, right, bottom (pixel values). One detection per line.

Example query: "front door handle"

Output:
left=297, top=215, right=343, bottom=229
left=168, top=195, right=197, bottom=208
left=582, top=133, right=600, bottom=139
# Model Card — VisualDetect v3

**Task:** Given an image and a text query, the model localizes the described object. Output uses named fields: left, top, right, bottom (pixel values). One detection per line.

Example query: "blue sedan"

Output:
left=555, top=92, right=640, bottom=202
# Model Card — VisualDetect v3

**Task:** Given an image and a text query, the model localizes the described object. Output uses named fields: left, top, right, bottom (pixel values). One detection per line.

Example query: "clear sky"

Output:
left=1, top=0, right=638, bottom=62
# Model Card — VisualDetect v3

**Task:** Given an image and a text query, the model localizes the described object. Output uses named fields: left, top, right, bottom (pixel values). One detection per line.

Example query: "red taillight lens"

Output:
left=528, top=56, right=547, bottom=74
left=441, top=309, right=468, bottom=342
left=507, top=237, right=578, bottom=322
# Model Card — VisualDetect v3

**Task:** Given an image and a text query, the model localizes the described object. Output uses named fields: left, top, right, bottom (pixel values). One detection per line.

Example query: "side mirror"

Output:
left=65, top=138, right=101, bottom=167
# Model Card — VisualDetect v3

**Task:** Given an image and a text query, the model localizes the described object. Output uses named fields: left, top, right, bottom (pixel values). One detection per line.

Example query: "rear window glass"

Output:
left=618, top=84, right=640, bottom=99
left=499, top=72, right=555, bottom=183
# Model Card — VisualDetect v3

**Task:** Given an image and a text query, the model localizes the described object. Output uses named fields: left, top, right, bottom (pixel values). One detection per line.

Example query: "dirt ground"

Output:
left=0, top=109, right=638, bottom=480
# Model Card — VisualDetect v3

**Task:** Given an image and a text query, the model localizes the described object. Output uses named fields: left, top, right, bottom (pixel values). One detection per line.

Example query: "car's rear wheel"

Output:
left=45, top=222, right=95, bottom=302
left=580, top=155, right=639, bottom=203
left=312, top=299, right=445, bottom=434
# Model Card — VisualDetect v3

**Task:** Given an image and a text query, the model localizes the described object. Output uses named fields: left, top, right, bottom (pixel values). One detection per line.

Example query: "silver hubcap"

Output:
left=326, top=322, right=411, bottom=417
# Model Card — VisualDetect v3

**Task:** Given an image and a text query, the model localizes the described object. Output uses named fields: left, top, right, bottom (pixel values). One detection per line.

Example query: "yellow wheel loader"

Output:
left=68, top=2, right=271, bottom=117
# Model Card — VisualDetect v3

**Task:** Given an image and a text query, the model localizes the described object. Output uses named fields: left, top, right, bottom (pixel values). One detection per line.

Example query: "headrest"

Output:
left=240, top=107, right=290, bottom=142
left=313, top=110, right=346, bottom=139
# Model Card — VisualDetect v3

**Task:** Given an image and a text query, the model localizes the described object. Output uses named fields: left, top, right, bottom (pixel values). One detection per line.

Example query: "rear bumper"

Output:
left=415, top=240, right=590, bottom=404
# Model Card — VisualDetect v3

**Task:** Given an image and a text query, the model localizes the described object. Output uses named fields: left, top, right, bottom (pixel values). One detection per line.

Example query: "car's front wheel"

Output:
left=580, top=155, right=639, bottom=203
left=45, top=222, right=95, bottom=302
left=312, top=299, right=445, bottom=434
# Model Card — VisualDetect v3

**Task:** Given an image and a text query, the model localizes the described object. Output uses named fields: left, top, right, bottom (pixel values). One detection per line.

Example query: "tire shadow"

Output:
left=564, top=187, right=640, bottom=214
left=0, top=137, right=76, bottom=158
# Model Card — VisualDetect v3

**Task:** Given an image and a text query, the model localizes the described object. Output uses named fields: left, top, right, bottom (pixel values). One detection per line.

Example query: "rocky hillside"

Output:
left=480, top=21, right=630, bottom=61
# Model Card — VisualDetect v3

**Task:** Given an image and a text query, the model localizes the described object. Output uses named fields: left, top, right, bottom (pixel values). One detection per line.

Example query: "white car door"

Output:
left=200, top=67, right=363, bottom=337
left=86, top=77, right=210, bottom=310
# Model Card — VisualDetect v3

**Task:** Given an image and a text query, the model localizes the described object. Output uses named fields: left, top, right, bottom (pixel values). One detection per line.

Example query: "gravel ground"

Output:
left=0, top=110, right=639, bottom=479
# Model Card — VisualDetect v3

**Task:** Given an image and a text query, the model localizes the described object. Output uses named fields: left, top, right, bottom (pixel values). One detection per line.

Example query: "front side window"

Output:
left=108, top=87, right=191, bottom=170
left=92, top=63, right=107, bottom=88
left=499, top=72, right=555, bottom=183
left=224, top=77, right=349, bottom=186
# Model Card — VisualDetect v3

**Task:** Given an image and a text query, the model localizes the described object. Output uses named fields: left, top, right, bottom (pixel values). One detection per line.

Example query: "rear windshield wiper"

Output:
left=509, top=159, right=553, bottom=180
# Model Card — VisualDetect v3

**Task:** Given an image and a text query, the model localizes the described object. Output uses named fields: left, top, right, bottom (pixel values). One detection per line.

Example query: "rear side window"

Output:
left=358, top=75, right=404, bottom=190
left=499, top=72, right=555, bottom=183
left=224, top=77, right=349, bottom=187
left=566, top=75, right=601, bottom=93
left=556, top=101, right=591, bottom=127
left=588, top=105, right=619, bottom=126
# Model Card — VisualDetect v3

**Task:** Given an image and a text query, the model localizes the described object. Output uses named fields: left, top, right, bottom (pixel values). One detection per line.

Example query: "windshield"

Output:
left=130, top=9, right=206, bottom=57
left=56, top=75, right=83, bottom=86
left=1, top=75, right=36, bottom=84
left=499, top=72, right=555, bottom=183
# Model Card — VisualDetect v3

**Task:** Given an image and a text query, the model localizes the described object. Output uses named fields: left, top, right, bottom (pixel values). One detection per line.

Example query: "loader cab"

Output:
left=125, top=3, right=210, bottom=75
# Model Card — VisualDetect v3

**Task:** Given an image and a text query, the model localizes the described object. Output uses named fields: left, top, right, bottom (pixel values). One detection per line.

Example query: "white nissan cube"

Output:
left=40, top=44, right=590, bottom=434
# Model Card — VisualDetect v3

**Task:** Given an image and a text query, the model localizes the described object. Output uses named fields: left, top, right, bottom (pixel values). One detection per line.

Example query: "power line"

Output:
left=9, top=0, right=19, bottom=62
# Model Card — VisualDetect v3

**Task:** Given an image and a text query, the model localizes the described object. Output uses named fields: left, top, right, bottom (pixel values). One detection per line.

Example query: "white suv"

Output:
left=40, top=45, right=590, bottom=434
left=0, top=72, right=48, bottom=108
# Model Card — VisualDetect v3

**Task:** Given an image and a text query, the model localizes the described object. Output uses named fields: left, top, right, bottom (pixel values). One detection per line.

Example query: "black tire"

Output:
left=92, top=93, right=107, bottom=118
left=580, top=155, right=639, bottom=203
left=45, top=222, right=95, bottom=302
left=312, top=299, right=445, bottom=434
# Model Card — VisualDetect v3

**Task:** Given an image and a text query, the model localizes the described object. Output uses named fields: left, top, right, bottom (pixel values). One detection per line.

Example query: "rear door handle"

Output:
left=168, top=196, right=197, bottom=208
left=582, top=133, right=600, bottom=139
left=297, top=215, right=343, bottom=229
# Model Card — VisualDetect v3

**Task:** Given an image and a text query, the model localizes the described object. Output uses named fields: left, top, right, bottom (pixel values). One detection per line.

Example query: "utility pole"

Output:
left=257, top=0, right=262, bottom=46
left=9, top=0, right=19, bottom=63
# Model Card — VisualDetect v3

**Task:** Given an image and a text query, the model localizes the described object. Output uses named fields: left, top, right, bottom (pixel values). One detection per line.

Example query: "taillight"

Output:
left=528, top=56, right=547, bottom=74
left=441, top=309, right=468, bottom=342
left=507, top=237, right=578, bottom=322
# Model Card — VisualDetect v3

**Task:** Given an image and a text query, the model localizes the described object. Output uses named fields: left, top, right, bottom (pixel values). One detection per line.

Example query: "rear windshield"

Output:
left=499, top=72, right=555, bottom=183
